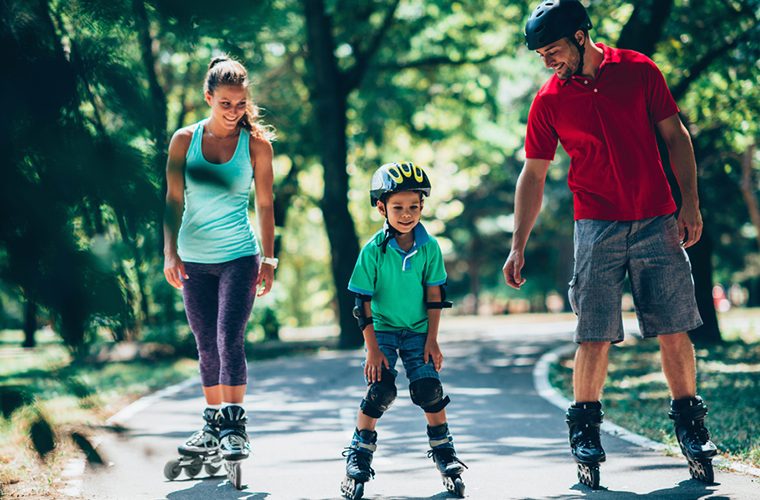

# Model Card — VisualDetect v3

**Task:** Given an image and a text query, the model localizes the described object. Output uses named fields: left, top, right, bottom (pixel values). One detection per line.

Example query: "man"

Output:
left=502, top=0, right=717, bottom=489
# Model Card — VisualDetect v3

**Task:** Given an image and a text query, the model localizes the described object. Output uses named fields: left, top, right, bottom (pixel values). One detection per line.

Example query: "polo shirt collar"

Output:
left=558, top=42, right=620, bottom=86
left=387, top=222, right=430, bottom=254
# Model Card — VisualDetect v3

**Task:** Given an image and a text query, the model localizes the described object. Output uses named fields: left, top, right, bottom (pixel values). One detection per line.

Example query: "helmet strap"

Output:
left=379, top=219, right=400, bottom=254
left=570, top=32, right=586, bottom=76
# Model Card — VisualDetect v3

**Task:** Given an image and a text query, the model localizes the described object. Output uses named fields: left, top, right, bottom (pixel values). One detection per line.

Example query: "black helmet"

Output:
left=525, top=0, right=592, bottom=50
left=369, top=162, right=431, bottom=207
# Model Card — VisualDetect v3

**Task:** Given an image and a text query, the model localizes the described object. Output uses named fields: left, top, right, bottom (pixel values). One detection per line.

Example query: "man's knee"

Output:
left=658, top=332, right=692, bottom=347
left=409, top=378, right=450, bottom=413
left=577, top=341, right=611, bottom=354
left=360, top=369, right=397, bottom=418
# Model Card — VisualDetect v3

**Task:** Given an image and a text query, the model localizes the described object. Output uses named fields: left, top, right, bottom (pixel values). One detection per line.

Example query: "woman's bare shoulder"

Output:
left=169, top=125, right=197, bottom=155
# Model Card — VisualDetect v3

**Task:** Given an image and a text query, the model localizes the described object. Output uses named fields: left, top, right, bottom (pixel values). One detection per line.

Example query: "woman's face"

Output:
left=205, top=85, right=248, bottom=130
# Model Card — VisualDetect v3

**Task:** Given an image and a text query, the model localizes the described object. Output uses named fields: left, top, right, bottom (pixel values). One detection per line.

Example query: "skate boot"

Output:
left=427, top=423, right=468, bottom=498
left=220, top=405, right=250, bottom=490
left=566, top=402, right=606, bottom=490
left=669, top=396, right=718, bottom=484
left=340, top=428, right=377, bottom=499
left=163, top=407, right=223, bottom=480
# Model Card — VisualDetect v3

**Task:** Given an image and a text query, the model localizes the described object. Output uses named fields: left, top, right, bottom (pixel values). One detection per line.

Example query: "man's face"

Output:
left=535, top=35, right=582, bottom=80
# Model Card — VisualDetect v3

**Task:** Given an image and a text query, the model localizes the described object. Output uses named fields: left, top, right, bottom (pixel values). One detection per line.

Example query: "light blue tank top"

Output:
left=177, top=120, right=259, bottom=263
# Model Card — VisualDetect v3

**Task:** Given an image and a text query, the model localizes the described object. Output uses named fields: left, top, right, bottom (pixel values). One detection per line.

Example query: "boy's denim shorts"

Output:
left=363, top=329, right=440, bottom=383
left=569, top=214, right=703, bottom=343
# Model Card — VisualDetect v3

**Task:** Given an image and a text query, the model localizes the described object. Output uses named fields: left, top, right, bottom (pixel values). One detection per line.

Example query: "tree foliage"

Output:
left=0, top=0, right=757, bottom=350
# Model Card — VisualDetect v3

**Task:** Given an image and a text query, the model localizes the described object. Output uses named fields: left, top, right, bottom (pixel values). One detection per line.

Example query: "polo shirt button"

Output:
left=584, top=80, right=588, bottom=84
left=593, top=88, right=598, bottom=93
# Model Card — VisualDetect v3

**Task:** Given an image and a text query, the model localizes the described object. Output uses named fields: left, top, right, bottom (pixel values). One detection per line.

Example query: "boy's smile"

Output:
left=378, top=190, right=424, bottom=235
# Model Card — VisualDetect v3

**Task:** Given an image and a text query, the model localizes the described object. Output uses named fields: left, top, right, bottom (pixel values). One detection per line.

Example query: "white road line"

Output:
left=61, top=376, right=200, bottom=497
left=533, top=342, right=760, bottom=478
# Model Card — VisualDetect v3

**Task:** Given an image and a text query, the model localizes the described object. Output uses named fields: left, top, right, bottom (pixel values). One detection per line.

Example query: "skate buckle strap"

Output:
left=429, top=437, right=452, bottom=448
left=355, top=441, right=377, bottom=453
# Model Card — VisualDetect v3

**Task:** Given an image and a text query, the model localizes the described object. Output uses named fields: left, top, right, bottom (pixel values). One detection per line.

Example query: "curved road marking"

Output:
left=533, top=342, right=760, bottom=478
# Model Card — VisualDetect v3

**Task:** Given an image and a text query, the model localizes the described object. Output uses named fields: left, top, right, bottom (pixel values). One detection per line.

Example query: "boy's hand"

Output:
left=365, top=347, right=390, bottom=383
left=424, top=339, right=443, bottom=372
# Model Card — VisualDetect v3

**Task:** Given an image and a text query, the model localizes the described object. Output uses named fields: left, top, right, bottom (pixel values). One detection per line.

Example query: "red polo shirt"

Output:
left=525, top=43, right=678, bottom=221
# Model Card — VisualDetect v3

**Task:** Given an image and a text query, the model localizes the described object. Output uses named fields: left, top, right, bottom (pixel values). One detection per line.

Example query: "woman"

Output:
left=163, top=55, right=276, bottom=469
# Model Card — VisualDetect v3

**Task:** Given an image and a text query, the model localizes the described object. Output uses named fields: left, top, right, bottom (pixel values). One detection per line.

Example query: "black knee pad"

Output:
left=409, top=378, right=450, bottom=413
left=360, top=369, right=397, bottom=418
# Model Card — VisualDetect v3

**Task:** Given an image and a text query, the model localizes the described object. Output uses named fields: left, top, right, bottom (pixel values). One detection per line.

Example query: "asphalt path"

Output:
left=81, top=317, right=760, bottom=499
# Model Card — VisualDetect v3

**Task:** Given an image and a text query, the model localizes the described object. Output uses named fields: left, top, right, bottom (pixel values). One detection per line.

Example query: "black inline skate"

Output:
left=341, top=428, right=377, bottom=499
left=669, top=396, right=718, bottom=484
left=164, top=407, right=223, bottom=481
left=219, top=404, right=250, bottom=490
left=566, top=402, right=606, bottom=490
left=427, top=423, right=468, bottom=497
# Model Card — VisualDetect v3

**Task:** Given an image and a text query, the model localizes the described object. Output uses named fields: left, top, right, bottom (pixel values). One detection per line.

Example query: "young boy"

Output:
left=340, top=162, right=467, bottom=499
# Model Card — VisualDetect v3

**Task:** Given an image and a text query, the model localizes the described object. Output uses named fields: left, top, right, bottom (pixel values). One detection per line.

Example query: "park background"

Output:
left=0, top=0, right=758, bottom=497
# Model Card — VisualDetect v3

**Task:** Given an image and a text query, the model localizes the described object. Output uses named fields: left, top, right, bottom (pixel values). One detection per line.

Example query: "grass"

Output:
left=0, top=329, right=199, bottom=497
left=0, top=327, right=332, bottom=497
left=548, top=331, right=760, bottom=468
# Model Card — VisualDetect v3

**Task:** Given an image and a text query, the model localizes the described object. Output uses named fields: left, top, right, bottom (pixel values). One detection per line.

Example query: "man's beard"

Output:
left=556, top=63, right=575, bottom=80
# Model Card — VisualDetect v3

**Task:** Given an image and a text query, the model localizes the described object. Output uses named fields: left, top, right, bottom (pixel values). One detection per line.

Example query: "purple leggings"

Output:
left=181, top=255, right=259, bottom=387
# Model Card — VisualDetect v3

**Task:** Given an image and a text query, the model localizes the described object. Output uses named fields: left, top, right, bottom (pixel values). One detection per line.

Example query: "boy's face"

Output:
left=377, top=190, right=424, bottom=234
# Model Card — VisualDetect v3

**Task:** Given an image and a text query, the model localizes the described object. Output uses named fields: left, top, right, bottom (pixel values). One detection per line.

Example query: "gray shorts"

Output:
left=568, top=214, right=703, bottom=343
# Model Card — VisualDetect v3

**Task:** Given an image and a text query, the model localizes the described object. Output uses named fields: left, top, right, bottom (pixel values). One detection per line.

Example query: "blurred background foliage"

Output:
left=0, top=0, right=758, bottom=354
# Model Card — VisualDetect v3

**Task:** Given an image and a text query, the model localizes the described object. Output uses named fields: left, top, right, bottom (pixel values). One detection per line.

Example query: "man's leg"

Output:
left=658, top=332, right=696, bottom=399
left=573, top=341, right=610, bottom=402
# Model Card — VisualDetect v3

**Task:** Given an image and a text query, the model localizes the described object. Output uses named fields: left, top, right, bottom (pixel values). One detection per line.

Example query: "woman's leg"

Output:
left=182, top=262, right=222, bottom=402
left=216, top=256, right=259, bottom=403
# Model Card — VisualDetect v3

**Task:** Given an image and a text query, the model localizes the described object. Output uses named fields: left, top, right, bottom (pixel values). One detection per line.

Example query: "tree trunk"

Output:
left=303, top=0, right=362, bottom=348
left=686, top=233, right=722, bottom=344
left=23, top=299, right=37, bottom=348
left=616, top=0, right=674, bottom=57
left=617, top=2, right=721, bottom=342
left=739, top=144, right=760, bottom=249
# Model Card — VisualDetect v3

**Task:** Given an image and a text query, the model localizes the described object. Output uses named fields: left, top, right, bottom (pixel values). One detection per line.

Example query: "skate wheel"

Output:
left=577, top=463, right=600, bottom=490
left=688, top=458, right=715, bottom=484
left=453, top=477, right=465, bottom=497
left=340, top=477, right=364, bottom=499
left=205, top=462, right=222, bottom=476
left=226, top=461, right=243, bottom=490
left=185, top=458, right=203, bottom=478
left=163, top=459, right=181, bottom=481
left=442, top=475, right=465, bottom=497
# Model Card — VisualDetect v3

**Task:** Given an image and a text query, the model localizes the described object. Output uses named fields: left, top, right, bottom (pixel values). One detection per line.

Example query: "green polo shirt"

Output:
left=348, top=223, right=447, bottom=333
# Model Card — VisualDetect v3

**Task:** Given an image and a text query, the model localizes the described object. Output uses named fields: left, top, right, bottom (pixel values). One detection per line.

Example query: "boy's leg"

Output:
left=425, top=409, right=447, bottom=426
left=356, top=332, right=399, bottom=424
left=400, top=331, right=450, bottom=414
left=343, top=335, right=399, bottom=496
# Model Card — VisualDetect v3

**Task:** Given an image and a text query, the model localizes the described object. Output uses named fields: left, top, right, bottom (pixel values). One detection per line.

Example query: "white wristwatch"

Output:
left=261, top=256, right=279, bottom=269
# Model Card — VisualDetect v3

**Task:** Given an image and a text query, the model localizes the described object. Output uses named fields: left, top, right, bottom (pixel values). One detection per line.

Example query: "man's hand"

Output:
left=677, top=202, right=703, bottom=248
left=503, top=249, right=527, bottom=289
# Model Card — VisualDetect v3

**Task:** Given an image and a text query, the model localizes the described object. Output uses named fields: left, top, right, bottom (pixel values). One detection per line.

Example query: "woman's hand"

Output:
left=364, top=347, right=390, bottom=383
left=164, top=254, right=187, bottom=289
left=256, top=262, right=275, bottom=297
